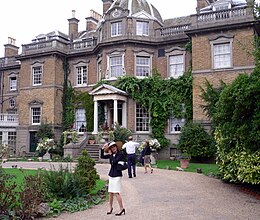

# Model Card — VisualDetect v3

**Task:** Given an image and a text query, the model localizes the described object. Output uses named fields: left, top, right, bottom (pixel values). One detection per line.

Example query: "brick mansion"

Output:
left=0, top=0, right=259, bottom=158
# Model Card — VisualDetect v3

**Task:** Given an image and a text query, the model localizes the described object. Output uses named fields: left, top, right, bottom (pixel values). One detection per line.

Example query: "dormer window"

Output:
left=136, top=21, right=149, bottom=36
left=213, top=2, right=231, bottom=11
left=111, top=21, right=122, bottom=37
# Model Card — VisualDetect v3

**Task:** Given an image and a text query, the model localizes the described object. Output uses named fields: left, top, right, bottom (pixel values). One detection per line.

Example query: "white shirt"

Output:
left=122, top=141, right=139, bottom=154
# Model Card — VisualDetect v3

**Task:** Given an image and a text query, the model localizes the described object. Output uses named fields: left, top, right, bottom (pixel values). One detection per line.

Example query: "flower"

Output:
left=149, top=139, right=161, bottom=151
left=138, top=139, right=161, bottom=152
left=36, top=138, right=56, bottom=153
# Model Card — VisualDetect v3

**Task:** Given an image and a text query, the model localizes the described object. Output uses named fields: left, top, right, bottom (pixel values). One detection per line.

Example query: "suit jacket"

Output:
left=101, top=149, right=123, bottom=177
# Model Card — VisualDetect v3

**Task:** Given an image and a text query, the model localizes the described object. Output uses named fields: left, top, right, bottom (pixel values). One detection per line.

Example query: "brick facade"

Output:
left=0, top=0, right=258, bottom=158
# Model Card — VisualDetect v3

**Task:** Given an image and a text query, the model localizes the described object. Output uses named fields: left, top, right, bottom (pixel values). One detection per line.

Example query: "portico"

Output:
left=89, top=84, right=128, bottom=134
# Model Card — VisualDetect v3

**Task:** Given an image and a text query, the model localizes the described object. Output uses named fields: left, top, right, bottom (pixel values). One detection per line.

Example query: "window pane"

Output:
left=136, top=103, right=149, bottom=131
left=111, top=22, right=122, bottom=36
left=136, top=56, right=150, bottom=77
left=76, top=66, right=87, bottom=85
left=169, top=55, right=184, bottom=78
left=213, top=43, right=231, bottom=68
left=9, top=76, right=17, bottom=90
left=110, top=56, right=123, bottom=77
left=75, top=108, right=86, bottom=132
left=136, top=21, right=149, bottom=36
left=8, top=131, right=16, bottom=155
left=33, top=66, right=42, bottom=85
left=31, top=107, right=41, bottom=124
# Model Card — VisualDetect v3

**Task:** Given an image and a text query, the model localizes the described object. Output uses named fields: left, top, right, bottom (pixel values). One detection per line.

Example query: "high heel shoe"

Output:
left=115, top=208, right=125, bottom=216
left=107, top=208, right=113, bottom=215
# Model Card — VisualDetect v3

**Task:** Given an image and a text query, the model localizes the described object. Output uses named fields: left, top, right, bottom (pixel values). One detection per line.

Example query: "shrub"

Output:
left=112, top=123, right=132, bottom=144
left=176, top=122, right=215, bottom=158
left=74, top=150, right=100, bottom=195
left=41, top=164, right=84, bottom=199
left=0, top=168, right=17, bottom=217
left=214, top=72, right=260, bottom=184
left=16, top=174, right=47, bottom=219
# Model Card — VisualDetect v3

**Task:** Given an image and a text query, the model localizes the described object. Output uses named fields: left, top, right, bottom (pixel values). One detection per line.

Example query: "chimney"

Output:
left=102, top=0, right=113, bottom=15
left=4, top=37, right=19, bottom=57
left=68, top=10, right=79, bottom=41
left=196, top=0, right=213, bottom=13
left=86, top=10, right=102, bottom=32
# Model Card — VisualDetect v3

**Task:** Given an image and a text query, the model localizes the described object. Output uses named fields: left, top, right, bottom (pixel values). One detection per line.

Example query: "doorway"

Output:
left=29, top=131, right=38, bottom=152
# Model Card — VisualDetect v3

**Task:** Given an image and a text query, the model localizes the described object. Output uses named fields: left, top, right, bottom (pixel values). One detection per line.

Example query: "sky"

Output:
left=0, top=0, right=257, bottom=57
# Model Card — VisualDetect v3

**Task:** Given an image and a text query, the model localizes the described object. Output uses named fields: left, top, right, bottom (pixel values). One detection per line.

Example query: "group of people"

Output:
left=100, top=136, right=154, bottom=216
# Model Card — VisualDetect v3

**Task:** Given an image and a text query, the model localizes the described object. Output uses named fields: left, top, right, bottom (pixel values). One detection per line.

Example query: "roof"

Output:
left=89, top=84, right=128, bottom=96
left=107, top=0, right=163, bottom=23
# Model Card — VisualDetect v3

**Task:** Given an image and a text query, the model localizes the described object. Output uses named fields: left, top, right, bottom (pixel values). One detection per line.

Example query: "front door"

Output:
left=29, top=131, right=38, bottom=152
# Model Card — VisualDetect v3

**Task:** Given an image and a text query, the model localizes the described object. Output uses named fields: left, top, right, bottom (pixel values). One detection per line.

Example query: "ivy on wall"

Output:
left=61, top=58, right=94, bottom=132
left=115, top=69, right=192, bottom=147
left=61, top=56, right=75, bottom=131
left=74, top=91, right=94, bottom=132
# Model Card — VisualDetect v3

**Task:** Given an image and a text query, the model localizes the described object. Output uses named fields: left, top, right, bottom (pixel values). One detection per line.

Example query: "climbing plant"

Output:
left=74, top=90, right=94, bottom=132
left=115, top=69, right=192, bottom=148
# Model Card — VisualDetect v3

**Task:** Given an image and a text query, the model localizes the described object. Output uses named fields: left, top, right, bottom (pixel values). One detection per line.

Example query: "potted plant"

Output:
left=179, top=152, right=191, bottom=169
left=88, top=135, right=96, bottom=144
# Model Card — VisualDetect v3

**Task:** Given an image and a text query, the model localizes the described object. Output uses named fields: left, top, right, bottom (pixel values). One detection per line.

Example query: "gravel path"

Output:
left=2, top=161, right=260, bottom=220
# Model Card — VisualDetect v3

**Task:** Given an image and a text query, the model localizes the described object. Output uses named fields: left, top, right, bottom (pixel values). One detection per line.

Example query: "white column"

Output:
left=122, top=101, right=127, bottom=127
left=93, top=100, right=98, bottom=134
left=113, top=99, right=118, bottom=126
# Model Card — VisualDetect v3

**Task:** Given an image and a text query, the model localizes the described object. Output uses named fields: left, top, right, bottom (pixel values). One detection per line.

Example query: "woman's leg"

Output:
left=109, top=192, right=114, bottom=210
left=115, top=193, right=124, bottom=210
left=144, top=164, right=148, bottom=173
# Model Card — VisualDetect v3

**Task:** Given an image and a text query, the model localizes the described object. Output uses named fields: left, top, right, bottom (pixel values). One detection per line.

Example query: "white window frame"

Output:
left=8, top=131, right=16, bottom=155
left=76, top=66, right=88, bottom=86
left=9, top=98, right=16, bottom=108
left=111, top=21, right=122, bottom=37
left=32, top=65, right=43, bottom=86
left=169, top=54, right=184, bottom=79
left=107, top=54, right=125, bottom=79
left=135, top=55, right=151, bottom=77
left=136, top=21, right=149, bottom=36
left=75, top=108, right=86, bottom=133
left=135, top=103, right=150, bottom=132
left=169, top=104, right=185, bottom=134
left=31, top=107, right=41, bottom=125
left=166, top=48, right=186, bottom=79
left=9, top=76, right=17, bottom=91
left=210, top=37, right=233, bottom=69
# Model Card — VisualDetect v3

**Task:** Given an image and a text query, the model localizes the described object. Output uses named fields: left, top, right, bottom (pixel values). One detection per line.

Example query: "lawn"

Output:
left=2, top=168, right=106, bottom=192
left=3, top=168, right=40, bottom=186
left=155, top=160, right=219, bottom=176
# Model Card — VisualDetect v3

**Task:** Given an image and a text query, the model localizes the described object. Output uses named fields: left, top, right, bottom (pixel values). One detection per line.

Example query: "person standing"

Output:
left=101, top=142, right=125, bottom=216
left=142, top=140, right=153, bottom=174
left=122, top=136, right=139, bottom=178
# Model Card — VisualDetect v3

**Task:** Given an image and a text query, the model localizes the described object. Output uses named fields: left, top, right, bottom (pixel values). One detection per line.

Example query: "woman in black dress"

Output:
left=101, top=141, right=125, bottom=216
left=142, top=140, right=154, bottom=174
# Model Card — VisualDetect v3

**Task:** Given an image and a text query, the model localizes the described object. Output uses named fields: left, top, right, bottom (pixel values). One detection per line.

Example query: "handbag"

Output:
left=117, top=161, right=128, bottom=171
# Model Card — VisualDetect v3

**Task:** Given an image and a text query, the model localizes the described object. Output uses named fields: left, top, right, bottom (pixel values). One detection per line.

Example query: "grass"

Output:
left=3, top=168, right=40, bottom=186
left=3, top=168, right=106, bottom=194
left=156, top=160, right=219, bottom=176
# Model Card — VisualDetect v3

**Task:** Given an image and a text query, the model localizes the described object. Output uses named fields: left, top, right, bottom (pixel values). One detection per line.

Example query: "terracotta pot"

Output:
left=88, top=140, right=95, bottom=144
left=180, top=159, right=190, bottom=169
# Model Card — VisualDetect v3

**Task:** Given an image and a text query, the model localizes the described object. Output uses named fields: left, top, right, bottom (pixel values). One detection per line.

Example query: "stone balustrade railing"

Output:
left=0, top=114, right=19, bottom=127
